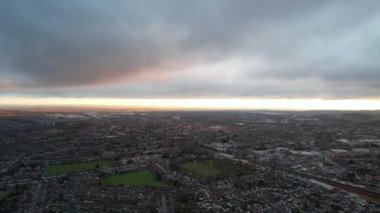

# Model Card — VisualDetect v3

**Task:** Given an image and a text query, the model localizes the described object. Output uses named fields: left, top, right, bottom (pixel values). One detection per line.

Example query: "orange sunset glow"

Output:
left=2, top=97, right=380, bottom=111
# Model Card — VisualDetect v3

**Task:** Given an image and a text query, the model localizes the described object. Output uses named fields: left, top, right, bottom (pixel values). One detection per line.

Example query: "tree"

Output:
left=162, top=153, right=170, bottom=159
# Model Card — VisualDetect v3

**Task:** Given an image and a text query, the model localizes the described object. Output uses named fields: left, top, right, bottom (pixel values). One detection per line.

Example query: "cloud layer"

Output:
left=1, top=0, right=380, bottom=99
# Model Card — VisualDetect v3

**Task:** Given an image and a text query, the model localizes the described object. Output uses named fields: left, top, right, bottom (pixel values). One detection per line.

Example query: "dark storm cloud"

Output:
left=0, top=0, right=380, bottom=98
left=0, top=1, right=186, bottom=86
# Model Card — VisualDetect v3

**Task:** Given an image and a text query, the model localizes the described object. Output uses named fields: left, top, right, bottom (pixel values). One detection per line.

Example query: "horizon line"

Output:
left=1, top=97, right=380, bottom=111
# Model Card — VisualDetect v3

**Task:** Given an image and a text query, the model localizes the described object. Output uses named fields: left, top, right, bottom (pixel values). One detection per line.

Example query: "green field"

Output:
left=0, top=190, right=10, bottom=201
left=101, top=170, right=166, bottom=187
left=46, top=160, right=118, bottom=176
left=179, top=159, right=247, bottom=181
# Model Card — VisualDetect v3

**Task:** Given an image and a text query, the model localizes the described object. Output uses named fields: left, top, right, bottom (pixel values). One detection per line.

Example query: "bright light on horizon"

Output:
left=1, top=97, right=380, bottom=111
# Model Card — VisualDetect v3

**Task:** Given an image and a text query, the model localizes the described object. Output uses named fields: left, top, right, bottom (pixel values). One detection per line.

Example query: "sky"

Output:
left=1, top=0, right=380, bottom=110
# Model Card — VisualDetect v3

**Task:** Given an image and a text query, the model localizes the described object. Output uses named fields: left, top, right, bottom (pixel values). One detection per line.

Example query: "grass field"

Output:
left=46, top=160, right=118, bottom=176
left=0, top=190, right=10, bottom=201
left=101, top=170, right=165, bottom=187
left=179, top=159, right=247, bottom=180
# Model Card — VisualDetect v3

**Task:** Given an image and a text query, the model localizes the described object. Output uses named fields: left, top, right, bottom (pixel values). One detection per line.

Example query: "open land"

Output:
left=179, top=159, right=247, bottom=180
left=0, top=190, right=10, bottom=201
left=101, top=170, right=165, bottom=187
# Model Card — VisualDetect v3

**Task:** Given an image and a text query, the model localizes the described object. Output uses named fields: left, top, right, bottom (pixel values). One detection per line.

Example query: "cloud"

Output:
left=0, top=0, right=379, bottom=99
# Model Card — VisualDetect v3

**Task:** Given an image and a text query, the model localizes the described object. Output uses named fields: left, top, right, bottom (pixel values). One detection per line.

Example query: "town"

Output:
left=0, top=110, right=379, bottom=212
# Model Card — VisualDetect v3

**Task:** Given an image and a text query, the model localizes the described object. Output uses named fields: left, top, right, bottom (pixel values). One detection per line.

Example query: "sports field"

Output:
left=0, top=190, right=10, bottom=201
left=46, top=160, right=118, bottom=176
left=179, top=159, right=247, bottom=180
left=101, top=170, right=165, bottom=187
